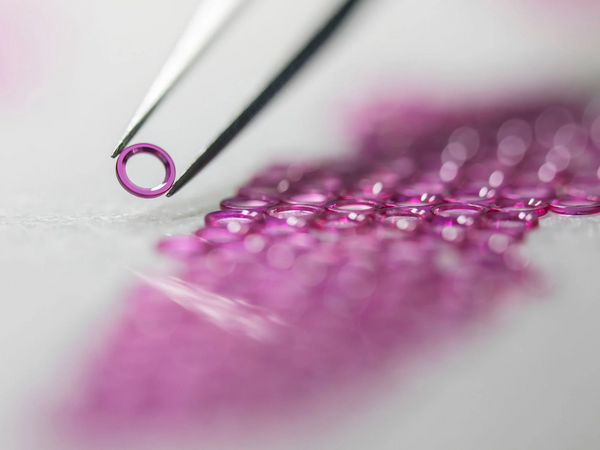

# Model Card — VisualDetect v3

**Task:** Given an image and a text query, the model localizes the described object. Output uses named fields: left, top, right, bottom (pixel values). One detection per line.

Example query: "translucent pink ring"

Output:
left=116, top=144, right=175, bottom=198
left=490, top=198, right=549, bottom=217
left=374, top=206, right=428, bottom=232
left=220, top=195, right=279, bottom=211
left=264, top=204, right=323, bottom=230
left=266, top=204, right=323, bottom=220
left=325, top=198, right=383, bottom=214
left=385, top=194, right=442, bottom=209
left=443, top=185, right=497, bottom=205
left=549, top=197, right=600, bottom=215
left=203, top=210, right=264, bottom=234
left=282, top=190, right=333, bottom=206
left=312, top=211, right=370, bottom=233
left=430, top=203, right=489, bottom=227
left=481, top=211, right=538, bottom=238
left=500, top=185, right=555, bottom=201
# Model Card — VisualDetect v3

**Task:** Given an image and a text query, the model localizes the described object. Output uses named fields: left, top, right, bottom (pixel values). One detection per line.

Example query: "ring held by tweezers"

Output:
left=116, top=144, right=176, bottom=198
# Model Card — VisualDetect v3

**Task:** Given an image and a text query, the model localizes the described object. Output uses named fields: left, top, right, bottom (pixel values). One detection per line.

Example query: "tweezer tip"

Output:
left=166, top=178, right=186, bottom=197
left=111, top=144, right=125, bottom=159
left=165, top=186, right=178, bottom=197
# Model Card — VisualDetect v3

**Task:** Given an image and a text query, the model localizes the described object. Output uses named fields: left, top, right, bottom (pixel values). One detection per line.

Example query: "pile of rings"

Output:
left=159, top=97, right=600, bottom=262
left=73, top=97, right=600, bottom=429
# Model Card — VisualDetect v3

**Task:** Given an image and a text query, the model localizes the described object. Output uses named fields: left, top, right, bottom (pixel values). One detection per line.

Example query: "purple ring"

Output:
left=430, top=203, right=489, bottom=227
left=490, top=198, right=549, bottom=217
left=374, top=207, right=428, bottom=233
left=282, top=190, right=333, bottom=206
left=549, top=197, right=600, bottom=215
left=325, top=198, right=383, bottom=215
left=481, top=210, right=539, bottom=238
left=264, top=204, right=324, bottom=230
left=500, top=185, right=555, bottom=201
left=385, top=193, right=442, bottom=209
left=203, top=210, right=265, bottom=233
left=266, top=204, right=323, bottom=220
left=312, top=211, right=371, bottom=233
left=220, top=195, right=279, bottom=211
left=115, top=143, right=175, bottom=198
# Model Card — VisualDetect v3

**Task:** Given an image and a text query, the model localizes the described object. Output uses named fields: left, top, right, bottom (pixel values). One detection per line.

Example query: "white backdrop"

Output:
left=1, top=0, right=600, bottom=448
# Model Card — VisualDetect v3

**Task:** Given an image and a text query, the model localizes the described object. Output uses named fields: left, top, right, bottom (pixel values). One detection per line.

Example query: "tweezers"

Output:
left=111, top=0, right=362, bottom=197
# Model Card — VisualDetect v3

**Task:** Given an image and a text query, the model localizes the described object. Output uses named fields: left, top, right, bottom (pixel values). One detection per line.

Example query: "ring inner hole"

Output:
left=125, top=152, right=166, bottom=189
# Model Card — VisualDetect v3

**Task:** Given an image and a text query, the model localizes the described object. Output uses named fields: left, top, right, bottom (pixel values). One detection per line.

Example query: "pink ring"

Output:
left=116, top=144, right=176, bottom=198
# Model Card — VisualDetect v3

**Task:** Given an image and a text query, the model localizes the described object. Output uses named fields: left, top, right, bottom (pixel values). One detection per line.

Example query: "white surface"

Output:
left=2, top=0, right=600, bottom=448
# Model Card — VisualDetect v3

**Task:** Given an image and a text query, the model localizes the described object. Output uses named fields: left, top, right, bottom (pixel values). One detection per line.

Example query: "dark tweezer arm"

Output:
left=167, top=0, right=363, bottom=197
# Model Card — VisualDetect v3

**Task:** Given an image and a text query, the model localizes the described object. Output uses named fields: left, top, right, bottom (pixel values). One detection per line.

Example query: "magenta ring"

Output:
left=481, top=211, right=539, bottom=238
left=325, top=198, right=383, bottom=215
left=266, top=204, right=324, bottom=220
left=385, top=193, right=442, bottom=209
left=116, top=144, right=175, bottom=198
left=430, top=203, right=489, bottom=227
left=282, top=190, right=333, bottom=206
left=549, top=197, right=600, bottom=215
left=220, top=195, right=279, bottom=211
left=312, top=211, right=371, bottom=233
left=203, top=210, right=265, bottom=233
left=490, top=198, right=549, bottom=217
left=374, top=207, right=428, bottom=232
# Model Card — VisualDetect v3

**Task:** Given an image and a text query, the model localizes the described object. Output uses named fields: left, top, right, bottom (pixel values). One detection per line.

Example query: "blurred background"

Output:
left=1, top=0, right=600, bottom=448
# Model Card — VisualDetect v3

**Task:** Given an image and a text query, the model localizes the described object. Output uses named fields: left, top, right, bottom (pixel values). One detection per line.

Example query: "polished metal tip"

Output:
left=111, top=142, right=126, bottom=159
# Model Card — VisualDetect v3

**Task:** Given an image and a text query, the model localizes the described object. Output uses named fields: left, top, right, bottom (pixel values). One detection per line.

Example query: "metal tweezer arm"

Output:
left=112, top=0, right=362, bottom=197
left=167, top=0, right=362, bottom=197
left=111, top=0, right=248, bottom=158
